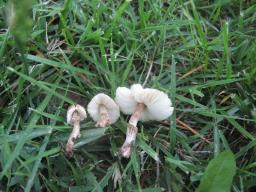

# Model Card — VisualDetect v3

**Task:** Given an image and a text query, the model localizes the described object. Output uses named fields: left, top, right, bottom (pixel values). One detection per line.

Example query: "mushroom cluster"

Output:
left=65, top=84, right=173, bottom=158
left=115, top=84, right=174, bottom=158
left=65, top=94, right=119, bottom=154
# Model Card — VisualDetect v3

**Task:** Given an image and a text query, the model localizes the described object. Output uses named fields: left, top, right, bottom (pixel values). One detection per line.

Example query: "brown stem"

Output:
left=96, top=105, right=110, bottom=127
left=66, top=111, right=81, bottom=153
left=120, top=103, right=145, bottom=158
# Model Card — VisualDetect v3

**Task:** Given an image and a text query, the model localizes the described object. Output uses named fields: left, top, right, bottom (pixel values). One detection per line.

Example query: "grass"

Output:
left=0, top=0, right=256, bottom=191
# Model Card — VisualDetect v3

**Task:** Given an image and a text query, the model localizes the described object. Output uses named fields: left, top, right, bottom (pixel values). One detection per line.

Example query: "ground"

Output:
left=0, top=0, right=256, bottom=191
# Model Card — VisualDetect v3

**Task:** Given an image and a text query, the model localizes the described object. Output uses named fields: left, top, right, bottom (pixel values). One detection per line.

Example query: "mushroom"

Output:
left=66, top=104, right=87, bottom=153
left=115, top=84, right=174, bottom=158
left=87, top=93, right=120, bottom=127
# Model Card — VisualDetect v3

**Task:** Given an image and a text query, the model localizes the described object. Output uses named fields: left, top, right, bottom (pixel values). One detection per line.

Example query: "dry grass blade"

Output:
left=176, top=119, right=211, bottom=144
left=179, top=64, right=205, bottom=80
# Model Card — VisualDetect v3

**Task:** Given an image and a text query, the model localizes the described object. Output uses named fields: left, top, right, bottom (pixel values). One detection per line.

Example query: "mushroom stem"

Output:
left=129, top=103, right=145, bottom=127
left=120, top=103, right=145, bottom=158
left=96, top=105, right=110, bottom=127
left=66, top=112, right=81, bottom=153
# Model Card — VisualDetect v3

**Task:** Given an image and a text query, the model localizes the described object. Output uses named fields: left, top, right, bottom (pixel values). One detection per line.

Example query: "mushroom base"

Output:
left=120, top=124, right=138, bottom=158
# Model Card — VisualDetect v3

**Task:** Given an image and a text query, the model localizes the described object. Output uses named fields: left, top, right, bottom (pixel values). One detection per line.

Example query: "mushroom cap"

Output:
left=115, top=87, right=137, bottom=114
left=87, top=93, right=120, bottom=124
left=115, top=84, right=174, bottom=121
left=67, top=104, right=87, bottom=124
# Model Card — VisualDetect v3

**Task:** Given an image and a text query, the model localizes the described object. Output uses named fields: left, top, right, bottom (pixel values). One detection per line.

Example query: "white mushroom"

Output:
left=66, top=104, right=87, bottom=153
left=115, top=84, right=174, bottom=158
left=87, top=93, right=120, bottom=127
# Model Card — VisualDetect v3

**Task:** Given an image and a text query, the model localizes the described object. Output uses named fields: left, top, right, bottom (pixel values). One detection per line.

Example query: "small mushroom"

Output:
left=115, top=84, right=174, bottom=158
left=66, top=104, right=87, bottom=153
left=87, top=93, right=120, bottom=127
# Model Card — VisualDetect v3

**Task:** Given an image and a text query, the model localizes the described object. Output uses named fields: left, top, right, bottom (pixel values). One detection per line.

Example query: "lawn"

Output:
left=0, top=0, right=256, bottom=191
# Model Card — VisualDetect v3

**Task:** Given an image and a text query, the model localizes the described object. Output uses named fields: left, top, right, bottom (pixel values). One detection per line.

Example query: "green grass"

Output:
left=0, top=0, right=256, bottom=191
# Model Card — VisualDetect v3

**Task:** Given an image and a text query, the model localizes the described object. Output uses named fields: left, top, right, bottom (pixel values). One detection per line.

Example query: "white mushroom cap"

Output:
left=115, top=87, right=137, bottom=114
left=115, top=84, right=174, bottom=121
left=67, top=104, right=87, bottom=124
left=87, top=93, right=120, bottom=124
